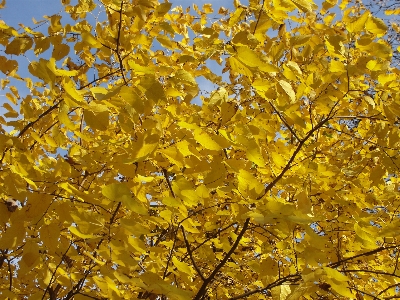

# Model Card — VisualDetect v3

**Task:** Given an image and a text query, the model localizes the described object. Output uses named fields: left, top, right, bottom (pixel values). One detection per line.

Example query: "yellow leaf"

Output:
left=69, top=225, right=97, bottom=239
left=366, top=60, right=382, bottom=71
left=22, top=240, right=40, bottom=268
left=246, top=141, right=265, bottom=166
left=47, top=57, right=78, bottom=76
left=326, top=280, right=355, bottom=298
left=128, top=236, right=147, bottom=253
left=209, top=87, right=228, bottom=106
left=271, top=152, right=286, bottom=168
left=354, top=223, right=374, bottom=242
left=139, top=76, right=166, bottom=102
left=322, top=267, right=349, bottom=282
left=220, top=101, right=238, bottom=124
left=128, top=61, right=154, bottom=75
left=290, top=35, right=311, bottom=47
left=228, top=56, right=253, bottom=78
left=58, top=102, right=76, bottom=130
left=83, top=109, right=109, bottom=131
left=162, top=197, right=181, bottom=207
left=193, top=129, right=222, bottom=150
left=5, top=36, right=33, bottom=55
left=346, top=11, right=369, bottom=33
left=52, top=43, right=70, bottom=61
left=237, top=169, right=265, bottom=198
left=229, top=7, right=245, bottom=26
left=385, top=8, right=400, bottom=15
left=102, top=183, right=148, bottom=214
left=378, top=73, right=396, bottom=85
left=290, top=0, right=317, bottom=12
left=236, top=46, right=264, bottom=68
left=278, top=80, right=296, bottom=103
left=155, top=2, right=172, bottom=17
left=34, top=36, right=51, bottom=55
left=329, top=60, right=345, bottom=73
left=120, top=86, right=144, bottom=114
left=63, top=77, right=84, bottom=103
left=131, top=132, right=160, bottom=162
left=82, top=31, right=102, bottom=48
left=172, top=257, right=193, bottom=276
left=286, top=61, right=302, bottom=76
left=173, top=69, right=197, bottom=86
left=0, top=56, right=18, bottom=75
left=274, top=0, right=297, bottom=11
left=271, top=285, right=291, bottom=300
left=102, top=183, right=132, bottom=202
left=366, top=16, right=388, bottom=35
left=325, top=35, right=345, bottom=58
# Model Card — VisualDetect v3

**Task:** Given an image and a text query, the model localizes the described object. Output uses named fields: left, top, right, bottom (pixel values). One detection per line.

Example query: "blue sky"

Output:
left=0, top=0, right=239, bottom=129
left=0, top=0, right=237, bottom=29
left=0, top=0, right=392, bottom=130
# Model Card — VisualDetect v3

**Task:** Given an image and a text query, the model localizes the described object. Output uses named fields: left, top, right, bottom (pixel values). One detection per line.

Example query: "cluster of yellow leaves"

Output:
left=0, top=0, right=400, bottom=299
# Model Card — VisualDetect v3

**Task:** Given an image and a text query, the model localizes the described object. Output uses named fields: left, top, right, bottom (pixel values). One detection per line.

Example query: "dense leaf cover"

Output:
left=0, top=0, right=400, bottom=299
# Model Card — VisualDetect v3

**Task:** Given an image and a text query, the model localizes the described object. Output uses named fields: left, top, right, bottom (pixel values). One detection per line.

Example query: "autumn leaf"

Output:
left=0, top=0, right=399, bottom=299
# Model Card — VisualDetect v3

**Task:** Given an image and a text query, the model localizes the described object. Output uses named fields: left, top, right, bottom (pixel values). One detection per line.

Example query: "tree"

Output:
left=355, top=0, right=400, bottom=65
left=0, top=0, right=399, bottom=298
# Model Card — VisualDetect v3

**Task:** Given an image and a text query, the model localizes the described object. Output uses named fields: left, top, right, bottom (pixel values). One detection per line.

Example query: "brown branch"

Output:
left=194, top=218, right=250, bottom=300
left=96, top=201, right=122, bottom=250
left=257, top=114, right=332, bottom=200
left=229, top=274, right=301, bottom=300
left=378, top=283, right=400, bottom=296
left=181, top=226, right=205, bottom=281
left=322, top=126, right=399, bottom=151
left=393, top=248, right=400, bottom=274
left=162, top=168, right=175, bottom=198
left=63, top=263, right=97, bottom=300
left=42, top=241, right=73, bottom=300
left=18, top=100, right=61, bottom=137
left=178, top=201, right=237, bottom=227
left=269, top=101, right=300, bottom=142
left=7, top=257, right=12, bottom=291
left=328, top=245, right=398, bottom=269
left=348, top=286, right=380, bottom=300
left=252, top=0, right=265, bottom=35
left=182, top=222, right=238, bottom=261
left=115, top=1, right=127, bottom=85
left=78, top=69, right=121, bottom=90
left=162, top=225, right=179, bottom=280
left=340, top=269, right=400, bottom=279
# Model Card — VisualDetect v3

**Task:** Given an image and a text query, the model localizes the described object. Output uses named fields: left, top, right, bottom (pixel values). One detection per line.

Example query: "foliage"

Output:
left=357, top=0, right=400, bottom=65
left=0, top=0, right=400, bottom=299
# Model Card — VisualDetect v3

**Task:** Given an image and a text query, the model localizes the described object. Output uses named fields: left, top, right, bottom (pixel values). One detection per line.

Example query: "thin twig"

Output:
left=252, top=0, right=265, bottom=35
left=269, top=101, right=300, bottom=142
left=42, top=242, right=73, bottom=300
left=194, top=218, right=250, bottom=300
left=328, top=246, right=397, bottom=268
left=181, top=226, right=205, bottom=281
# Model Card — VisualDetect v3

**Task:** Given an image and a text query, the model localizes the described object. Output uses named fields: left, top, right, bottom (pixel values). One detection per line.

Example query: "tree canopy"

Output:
left=0, top=0, right=400, bottom=299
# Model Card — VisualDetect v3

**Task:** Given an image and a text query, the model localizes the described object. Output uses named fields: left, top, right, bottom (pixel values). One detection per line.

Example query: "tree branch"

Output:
left=194, top=218, right=250, bottom=300
left=252, top=0, right=265, bottom=35
left=257, top=114, right=332, bottom=200
left=328, top=246, right=398, bottom=269
left=115, top=1, right=127, bottom=85
left=18, top=100, right=61, bottom=137
left=42, top=241, right=72, bottom=300
left=162, top=225, right=179, bottom=280
left=229, top=274, right=301, bottom=300
left=181, top=226, right=205, bottom=281
left=269, top=101, right=301, bottom=142
left=162, top=168, right=175, bottom=198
